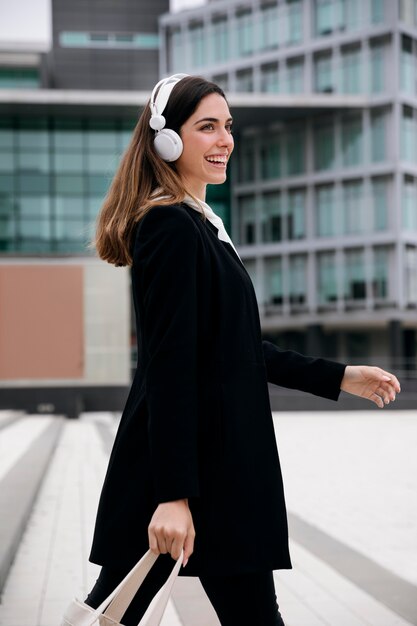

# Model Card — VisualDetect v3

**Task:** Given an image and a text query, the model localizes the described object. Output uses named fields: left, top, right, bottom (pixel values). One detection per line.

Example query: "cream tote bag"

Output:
left=61, top=549, right=183, bottom=626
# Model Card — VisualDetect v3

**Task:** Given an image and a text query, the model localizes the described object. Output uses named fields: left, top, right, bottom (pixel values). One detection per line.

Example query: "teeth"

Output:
left=206, top=157, right=227, bottom=163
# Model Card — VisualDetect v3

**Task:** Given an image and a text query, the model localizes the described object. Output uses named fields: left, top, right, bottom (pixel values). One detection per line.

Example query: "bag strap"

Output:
left=137, top=552, right=183, bottom=626
left=85, top=549, right=183, bottom=626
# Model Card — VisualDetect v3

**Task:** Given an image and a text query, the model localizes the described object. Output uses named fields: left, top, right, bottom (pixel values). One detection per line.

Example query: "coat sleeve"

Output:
left=134, top=206, right=200, bottom=504
left=262, top=340, right=346, bottom=401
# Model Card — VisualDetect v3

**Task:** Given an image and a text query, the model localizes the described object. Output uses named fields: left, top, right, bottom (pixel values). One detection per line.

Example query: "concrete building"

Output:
left=160, top=0, right=417, bottom=373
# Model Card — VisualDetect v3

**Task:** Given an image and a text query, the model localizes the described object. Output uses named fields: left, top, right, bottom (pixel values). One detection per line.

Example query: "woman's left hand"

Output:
left=340, top=365, right=401, bottom=408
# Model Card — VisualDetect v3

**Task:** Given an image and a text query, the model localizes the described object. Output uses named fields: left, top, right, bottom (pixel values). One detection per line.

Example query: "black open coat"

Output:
left=89, top=202, right=346, bottom=577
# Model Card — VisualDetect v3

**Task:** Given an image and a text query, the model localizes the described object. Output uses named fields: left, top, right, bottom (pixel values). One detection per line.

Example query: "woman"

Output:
left=85, top=74, right=400, bottom=625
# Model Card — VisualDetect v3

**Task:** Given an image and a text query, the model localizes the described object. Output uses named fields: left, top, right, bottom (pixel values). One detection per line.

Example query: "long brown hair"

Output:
left=93, top=75, right=228, bottom=267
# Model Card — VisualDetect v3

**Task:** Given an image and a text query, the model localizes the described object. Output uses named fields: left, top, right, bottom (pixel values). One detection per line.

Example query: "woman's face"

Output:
left=175, top=93, right=234, bottom=200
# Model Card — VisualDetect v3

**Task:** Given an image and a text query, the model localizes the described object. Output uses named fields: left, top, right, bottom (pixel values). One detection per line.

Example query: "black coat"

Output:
left=89, top=203, right=346, bottom=576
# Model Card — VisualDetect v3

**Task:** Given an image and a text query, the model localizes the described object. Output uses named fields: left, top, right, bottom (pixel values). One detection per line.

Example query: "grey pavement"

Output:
left=0, top=409, right=416, bottom=626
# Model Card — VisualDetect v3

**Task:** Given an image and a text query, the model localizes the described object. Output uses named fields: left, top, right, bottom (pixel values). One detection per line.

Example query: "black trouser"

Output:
left=85, top=554, right=285, bottom=626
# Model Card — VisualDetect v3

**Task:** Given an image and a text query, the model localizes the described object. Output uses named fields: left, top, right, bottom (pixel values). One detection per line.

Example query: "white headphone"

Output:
left=149, top=73, right=189, bottom=162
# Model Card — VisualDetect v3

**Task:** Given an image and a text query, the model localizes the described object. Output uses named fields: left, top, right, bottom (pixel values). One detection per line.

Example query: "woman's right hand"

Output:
left=148, top=498, right=195, bottom=567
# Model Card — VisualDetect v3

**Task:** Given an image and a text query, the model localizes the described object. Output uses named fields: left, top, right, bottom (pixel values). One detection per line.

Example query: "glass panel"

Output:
left=286, top=127, right=305, bottom=175
left=0, top=216, right=16, bottom=239
left=286, top=0, right=303, bottom=45
left=287, top=58, right=304, bottom=93
left=345, top=248, right=366, bottom=300
left=343, top=181, right=364, bottom=234
left=239, top=137, right=255, bottom=182
left=265, top=257, right=283, bottom=305
left=260, top=4, right=279, bottom=50
left=405, top=246, right=417, bottom=303
left=371, top=110, right=386, bottom=162
left=19, top=196, right=50, bottom=218
left=403, top=175, right=417, bottom=230
left=341, top=115, right=363, bottom=166
left=88, top=174, right=111, bottom=195
left=53, top=152, right=84, bottom=173
left=373, top=247, right=389, bottom=298
left=262, top=192, right=281, bottom=242
left=86, top=152, right=119, bottom=174
left=0, top=125, right=14, bottom=149
left=261, top=63, right=279, bottom=93
left=371, top=45, right=385, bottom=93
left=318, top=252, right=337, bottom=304
left=17, top=151, right=49, bottom=173
left=19, top=219, right=51, bottom=239
left=0, top=68, right=39, bottom=89
left=55, top=218, right=87, bottom=241
left=289, top=255, right=306, bottom=304
left=345, top=0, right=360, bottom=31
left=400, top=35, right=415, bottom=94
left=169, top=29, right=184, bottom=73
left=372, top=178, right=388, bottom=231
left=53, top=120, right=84, bottom=150
left=0, top=174, right=14, bottom=193
left=18, top=120, right=49, bottom=150
left=189, top=23, right=206, bottom=67
left=401, top=106, right=416, bottom=161
left=371, top=0, right=384, bottom=23
left=19, top=173, right=49, bottom=194
left=261, top=136, right=280, bottom=179
left=314, top=54, right=333, bottom=92
left=314, top=122, right=335, bottom=170
left=238, top=195, right=256, bottom=244
left=86, top=121, right=118, bottom=151
left=236, top=11, right=253, bottom=57
left=0, top=192, right=14, bottom=216
left=212, top=18, right=229, bottom=62
left=288, top=189, right=305, bottom=239
left=55, top=196, right=85, bottom=218
left=236, top=69, right=253, bottom=92
left=87, top=196, right=103, bottom=219
left=0, top=151, right=14, bottom=172
left=316, top=184, right=335, bottom=236
left=315, top=0, right=333, bottom=35
left=55, top=174, right=84, bottom=195
left=342, top=47, right=361, bottom=94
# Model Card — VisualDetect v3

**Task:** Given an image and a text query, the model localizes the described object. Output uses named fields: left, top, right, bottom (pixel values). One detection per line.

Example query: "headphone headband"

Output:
left=149, top=73, right=189, bottom=162
left=150, top=73, right=189, bottom=119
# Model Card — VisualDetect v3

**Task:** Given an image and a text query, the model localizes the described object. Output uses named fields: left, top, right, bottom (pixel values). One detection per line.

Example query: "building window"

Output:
left=341, top=115, right=363, bottom=167
left=345, top=0, right=361, bottom=31
left=260, top=4, right=280, bottom=50
left=341, top=46, right=362, bottom=94
left=316, top=184, right=335, bottom=236
left=59, top=31, right=160, bottom=49
left=236, top=68, right=253, bottom=92
left=212, top=17, right=229, bottom=63
left=314, top=0, right=345, bottom=36
left=261, top=135, right=281, bottom=179
left=0, top=68, right=40, bottom=89
left=212, top=74, right=229, bottom=91
left=372, top=177, right=389, bottom=231
left=318, top=251, right=338, bottom=305
left=238, top=136, right=256, bottom=182
left=399, top=0, right=417, bottom=26
left=261, top=63, right=279, bottom=93
left=238, top=196, right=256, bottom=244
left=288, top=188, right=306, bottom=239
left=343, top=180, right=364, bottom=234
left=371, top=0, right=385, bottom=23
left=370, top=42, right=385, bottom=93
left=314, top=120, right=335, bottom=170
left=285, top=126, right=305, bottom=175
left=405, top=245, right=417, bottom=304
left=400, top=35, right=416, bottom=94
left=169, top=29, right=184, bottom=73
left=403, top=175, right=417, bottom=230
left=401, top=105, right=417, bottom=162
left=371, top=109, right=386, bottom=162
left=236, top=10, right=253, bottom=57
left=264, top=257, right=283, bottom=306
left=189, top=23, right=206, bottom=68
left=345, top=248, right=366, bottom=301
left=314, top=52, right=333, bottom=92
left=286, top=0, right=303, bottom=45
left=262, top=192, right=282, bottom=242
left=287, top=57, right=304, bottom=93
left=373, top=246, right=389, bottom=299
left=289, top=255, right=306, bottom=305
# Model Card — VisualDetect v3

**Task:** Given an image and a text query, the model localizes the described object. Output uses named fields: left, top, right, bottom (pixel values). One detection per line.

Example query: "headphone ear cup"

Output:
left=154, top=129, right=183, bottom=162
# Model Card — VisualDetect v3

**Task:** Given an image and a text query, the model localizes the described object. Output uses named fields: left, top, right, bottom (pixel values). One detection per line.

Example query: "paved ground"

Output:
left=0, top=409, right=416, bottom=626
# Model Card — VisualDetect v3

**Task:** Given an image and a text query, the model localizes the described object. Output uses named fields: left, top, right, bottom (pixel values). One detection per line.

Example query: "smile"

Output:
left=205, top=157, right=227, bottom=168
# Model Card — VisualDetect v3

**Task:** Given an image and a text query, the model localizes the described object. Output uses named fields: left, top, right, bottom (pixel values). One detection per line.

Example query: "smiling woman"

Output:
left=63, top=74, right=401, bottom=626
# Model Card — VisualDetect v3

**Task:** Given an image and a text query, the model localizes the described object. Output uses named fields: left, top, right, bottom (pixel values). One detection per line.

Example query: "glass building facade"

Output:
left=159, top=0, right=417, bottom=368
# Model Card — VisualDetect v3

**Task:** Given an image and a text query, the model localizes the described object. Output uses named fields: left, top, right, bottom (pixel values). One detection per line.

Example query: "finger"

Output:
left=183, top=528, right=195, bottom=567
left=378, top=382, right=397, bottom=402
left=371, top=393, right=384, bottom=408
left=148, top=528, right=160, bottom=556
left=170, top=535, right=184, bottom=561
left=157, top=535, right=168, bottom=554
left=379, top=370, right=401, bottom=392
